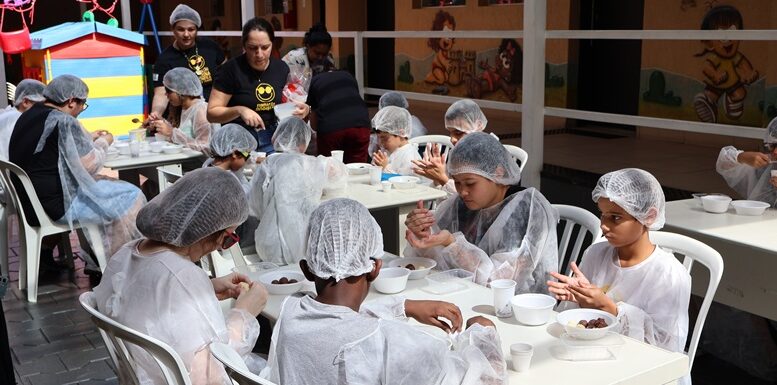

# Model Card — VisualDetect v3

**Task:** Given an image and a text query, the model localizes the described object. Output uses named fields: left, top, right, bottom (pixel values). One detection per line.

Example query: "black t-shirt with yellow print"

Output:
left=213, top=54, right=290, bottom=130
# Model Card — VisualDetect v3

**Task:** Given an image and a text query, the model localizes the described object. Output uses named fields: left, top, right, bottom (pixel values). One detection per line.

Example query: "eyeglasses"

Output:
left=221, top=231, right=240, bottom=249
left=82, top=102, right=89, bottom=111
left=237, top=150, right=250, bottom=159
left=73, top=98, right=88, bottom=110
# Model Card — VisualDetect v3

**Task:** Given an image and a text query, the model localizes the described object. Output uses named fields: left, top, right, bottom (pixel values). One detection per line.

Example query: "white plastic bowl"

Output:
left=388, top=176, right=420, bottom=190
left=373, top=267, right=410, bottom=294
left=106, top=149, right=119, bottom=159
left=731, top=200, right=770, bottom=216
left=258, top=271, right=306, bottom=295
left=346, top=163, right=372, bottom=175
left=701, top=194, right=731, bottom=214
left=274, top=102, right=297, bottom=120
left=149, top=141, right=165, bottom=153
left=557, top=308, right=618, bottom=340
left=155, top=133, right=170, bottom=142
left=510, top=293, right=556, bottom=326
left=232, top=262, right=279, bottom=282
left=387, top=257, right=437, bottom=280
left=162, top=144, right=183, bottom=154
left=114, top=143, right=130, bottom=155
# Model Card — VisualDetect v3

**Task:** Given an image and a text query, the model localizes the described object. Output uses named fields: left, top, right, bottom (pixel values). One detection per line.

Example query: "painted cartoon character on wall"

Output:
left=693, top=5, right=759, bottom=123
left=466, top=38, right=522, bottom=102
left=425, top=10, right=456, bottom=94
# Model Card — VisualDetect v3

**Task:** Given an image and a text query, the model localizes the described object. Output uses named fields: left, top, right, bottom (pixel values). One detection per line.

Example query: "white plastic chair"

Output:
left=157, top=164, right=183, bottom=192
left=553, top=204, right=602, bottom=276
left=0, top=160, right=107, bottom=302
left=210, top=342, right=277, bottom=385
left=649, top=231, right=724, bottom=370
left=503, top=144, right=528, bottom=172
left=408, top=134, right=452, bottom=148
left=79, top=292, right=193, bottom=385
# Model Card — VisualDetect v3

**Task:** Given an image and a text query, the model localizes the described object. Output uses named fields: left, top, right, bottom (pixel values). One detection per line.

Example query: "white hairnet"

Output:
left=210, top=123, right=257, bottom=157
left=272, top=117, right=311, bottom=153
left=14, top=79, right=45, bottom=107
left=306, top=198, right=383, bottom=282
left=447, top=132, right=521, bottom=186
left=445, top=99, right=487, bottom=134
left=169, top=4, right=201, bottom=28
left=592, top=168, right=666, bottom=230
left=137, top=167, right=249, bottom=247
left=766, top=117, right=777, bottom=144
left=163, top=67, right=203, bottom=97
left=372, top=106, right=412, bottom=138
left=43, top=75, right=88, bottom=104
left=378, top=91, right=409, bottom=110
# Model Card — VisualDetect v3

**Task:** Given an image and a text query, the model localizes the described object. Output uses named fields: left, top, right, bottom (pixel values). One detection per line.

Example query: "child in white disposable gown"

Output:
left=261, top=198, right=508, bottom=385
left=250, top=116, right=347, bottom=264
left=716, top=118, right=777, bottom=206
left=367, top=91, right=428, bottom=155
left=93, top=168, right=270, bottom=385
left=147, top=68, right=217, bottom=154
left=548, top=169, right=692, bottom=362
left=371, top=106, right=421, bottom=176
left=404, top=133, right=558, bottom=293
left=412, top=99, right=490, bottom=195
left=205, top=123, right=258, bottom=196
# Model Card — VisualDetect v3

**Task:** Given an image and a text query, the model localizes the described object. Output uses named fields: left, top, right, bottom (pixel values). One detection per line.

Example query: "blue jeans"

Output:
left=246, top=120, right=278, bottom=154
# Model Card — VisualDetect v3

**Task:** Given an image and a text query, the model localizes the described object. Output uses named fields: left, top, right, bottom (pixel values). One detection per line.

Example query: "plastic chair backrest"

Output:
left=157, top=165, right=183, bottom=192
left=409, top=134, right=452, bottom=148
left=209, top=342, right=277, bottom=385
left=79, top=292, right=193, bottom=385
left=503, top=144, right=528, bottom=172
left=553, top=204, right=602, bottom=276
left=0, top=160, right=57, bottom=229
left=649, top=231, right=724, bottom=369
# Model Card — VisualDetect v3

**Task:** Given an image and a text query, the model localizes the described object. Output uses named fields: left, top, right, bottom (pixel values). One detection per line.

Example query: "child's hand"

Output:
left=412, top=143, right=448, bottom=185
left=547, top=263, right=591, bottom=302
left=567, top=284, right=618, bottom=316
left=151, top=119, right=174, bottom=137
left=372, top=150, right=388, bottom=168
left=737, top=151, right=770, bottom=168
left=404, top=201, right=435, bottom=239
left=406, top=230, right=454, bottom=249
left=211, top=272, right=251, bottom=300
left=405, top=300, right=463, bottom=333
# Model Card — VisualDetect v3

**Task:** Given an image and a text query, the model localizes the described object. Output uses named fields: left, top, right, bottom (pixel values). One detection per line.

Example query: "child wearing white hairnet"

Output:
left=716, top=117, right=777, bottom=206
left=250, top=117, right=347, bottom=265
left=371, top=106, right=421, bottom=176
left=0, top=79, right=45, bottom=161
left=147, top=68, right=218, bottom=154
left=262, top=198, right=507, bottom=385
left=367, top=92, right=428, bottom=156
left=94, top=168, right=269, bottom=385
left=205, top=123, right=258, bottom=196
left=549, top=169, right=691, bottom=358
left=405, top=132, right=558, bottom=293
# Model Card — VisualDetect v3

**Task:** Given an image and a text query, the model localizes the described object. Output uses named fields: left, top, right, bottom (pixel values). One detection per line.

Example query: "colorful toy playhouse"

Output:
left=23, top=21, right=146, bottom=134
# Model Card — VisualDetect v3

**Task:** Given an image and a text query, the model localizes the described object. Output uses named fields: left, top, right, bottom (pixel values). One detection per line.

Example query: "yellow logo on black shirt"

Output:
left=255, top=83, right=275, bottom=103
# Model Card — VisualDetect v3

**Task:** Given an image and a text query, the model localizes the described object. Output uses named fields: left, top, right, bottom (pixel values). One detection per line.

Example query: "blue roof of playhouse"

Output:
left=30, top=21, right=145, bottom=49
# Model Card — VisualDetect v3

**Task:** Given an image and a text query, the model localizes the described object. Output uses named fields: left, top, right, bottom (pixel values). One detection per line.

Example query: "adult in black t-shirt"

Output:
left=307, top=70, right=371, bottom=163
left=208, top=18, right=309, bottom=154
left=150, top=4, right=225, bottom=116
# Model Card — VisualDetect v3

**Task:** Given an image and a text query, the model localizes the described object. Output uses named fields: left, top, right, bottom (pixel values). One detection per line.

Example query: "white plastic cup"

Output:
left=771, top=170, right=777, bottom=178
left=381, top=181, right=392, bottom=192
left=490, top=279, right=517, bottom=318
left=331, top=150, right=344, bottom=163
left=129, top=141, right=140, bottom=158
left=510, top=343, right=534, bottom=372
left=369, top=166, right=382, bottom=185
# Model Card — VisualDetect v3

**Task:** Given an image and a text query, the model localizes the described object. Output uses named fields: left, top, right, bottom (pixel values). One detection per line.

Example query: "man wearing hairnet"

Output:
left=549, top=169, right=691, bottom=383
left=94, top=167, right=269, bottom=385
left=405, top=133, right=558, bottom=294
left=146, top=68, right=218, bottom=154
left=413, top=99, right=492, bottom=195
left=151, top=4, right=225, bottom=116
left=262, top=198, right=507, bottom=385
left=249, top=117, right=347, bottom=265
left=716, top=117, right=777, bottom=206
left=8, top=75, right=146, bottom=279
left=371, top=106, right=421, bottom=176
left=0, top=79, right=45, bottom=161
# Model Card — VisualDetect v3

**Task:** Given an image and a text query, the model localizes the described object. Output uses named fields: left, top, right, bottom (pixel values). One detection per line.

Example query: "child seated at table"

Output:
left=261, top=198, right=507, bottom=385
left=146, top=68, right=218, bottom=155
left=404, top=132, right=559, bottom=293
left=204, top=123, right=257, bottom=196
left=548, top=168, right=692, bottom=355
left=716, top=117, right=777, bottom=207
left=250, top=117, right=347, bottom=265
left=367, top=91, right=428, bottom=155
left=371, top=106, right=421, bottom=176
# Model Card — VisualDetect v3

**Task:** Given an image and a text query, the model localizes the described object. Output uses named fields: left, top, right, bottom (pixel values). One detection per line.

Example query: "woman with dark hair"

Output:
left=282, top=22, right=336, bottom=87
left=208, top=17, right=309, bottom=154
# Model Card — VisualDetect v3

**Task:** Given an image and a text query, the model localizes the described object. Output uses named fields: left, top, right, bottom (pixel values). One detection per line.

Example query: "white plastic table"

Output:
left=260, top=265, right=689, bottom=385
left=664, top=199, right=777, bottom=320
left=324, top=180, right=447, bottom=254
left=103, top=149, right=205, bottom=187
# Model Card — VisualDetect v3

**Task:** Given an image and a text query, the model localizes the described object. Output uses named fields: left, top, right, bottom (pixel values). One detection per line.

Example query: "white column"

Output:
left=241, top=0, right=256, bottom=26
left=121, top=0, right=132, bottom=30
left=520, top=0, right=546, bottom=189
